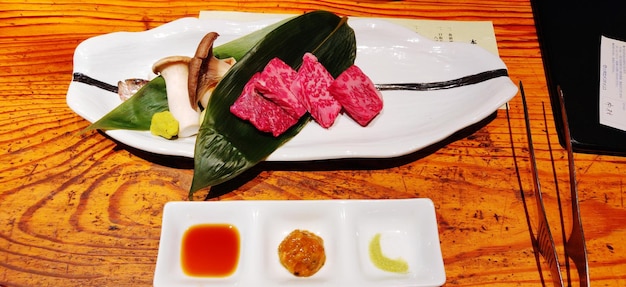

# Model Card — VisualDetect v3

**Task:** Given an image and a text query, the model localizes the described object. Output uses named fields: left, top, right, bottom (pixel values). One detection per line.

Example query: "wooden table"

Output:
left=2, top=0, right=625, bottom=286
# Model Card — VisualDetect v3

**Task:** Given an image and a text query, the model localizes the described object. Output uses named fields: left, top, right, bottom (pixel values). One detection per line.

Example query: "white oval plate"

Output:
left=154, top=199, right=445, bottom=287
left=66, top=16, right=517, bottom=161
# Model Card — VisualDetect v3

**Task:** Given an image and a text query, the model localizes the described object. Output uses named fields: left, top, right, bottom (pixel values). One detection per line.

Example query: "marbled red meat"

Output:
left=230, top=73, right=299, bottom=137
left=231, top=55, right=384, bottom=137
left=290, top=53, right=341, bottom=128
left=329, top=65, right=383, bottom=126
left=255, top=58, right=306, bottom=118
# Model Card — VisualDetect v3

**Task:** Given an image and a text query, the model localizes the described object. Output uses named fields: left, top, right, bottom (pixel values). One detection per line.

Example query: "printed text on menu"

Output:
left=600, top=36, right=626, bottom=131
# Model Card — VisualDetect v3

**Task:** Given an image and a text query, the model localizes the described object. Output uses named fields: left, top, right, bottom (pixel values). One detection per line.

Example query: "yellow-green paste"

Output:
left=368, top=233, right=409, bottom=274
left=150, top=111, right=179, bottom=139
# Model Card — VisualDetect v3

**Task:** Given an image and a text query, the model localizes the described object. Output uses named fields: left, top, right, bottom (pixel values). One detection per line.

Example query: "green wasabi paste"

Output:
left=150, top=111, right=179, bottom=139
left=368, top=233, right=409, bottom=274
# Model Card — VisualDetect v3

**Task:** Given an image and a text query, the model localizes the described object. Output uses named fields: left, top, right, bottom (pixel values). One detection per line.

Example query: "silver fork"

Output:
left=508, top=82, right=590, bottom=286
left=556, top=86, right=590, bottom=287
left=508, top=81, right=563, bottom=286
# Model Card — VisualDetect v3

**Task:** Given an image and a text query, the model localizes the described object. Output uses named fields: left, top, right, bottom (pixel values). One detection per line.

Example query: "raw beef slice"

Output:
left=255, top=58, right=306, bottom=119
left=329, top=65, right=383, bottom=126
left=230, top=73, right=299, bottom=137
left=290, top=53, right=341, bottom=128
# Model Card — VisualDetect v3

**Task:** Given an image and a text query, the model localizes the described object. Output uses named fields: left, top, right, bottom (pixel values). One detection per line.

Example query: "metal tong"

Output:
left=507, top=82, right=590, bottom=286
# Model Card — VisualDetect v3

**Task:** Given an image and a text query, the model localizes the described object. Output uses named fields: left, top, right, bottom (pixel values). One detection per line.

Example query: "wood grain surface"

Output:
left=2, top=0, right=626, bottom=286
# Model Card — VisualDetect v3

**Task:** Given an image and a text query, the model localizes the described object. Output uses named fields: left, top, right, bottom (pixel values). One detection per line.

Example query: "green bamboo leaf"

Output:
left=85, top=76, right=167, bottom=131
left=190, top=11, right=357, bottom=196
left=213, top=17, right=291, bottom=60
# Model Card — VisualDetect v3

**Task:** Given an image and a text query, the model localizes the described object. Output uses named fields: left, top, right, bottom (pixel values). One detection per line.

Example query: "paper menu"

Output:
left=599, top=36, right=626, bottom=131
left=381, top=17, right=498, bottom=56
left=198, top=11, right=499, bottom=56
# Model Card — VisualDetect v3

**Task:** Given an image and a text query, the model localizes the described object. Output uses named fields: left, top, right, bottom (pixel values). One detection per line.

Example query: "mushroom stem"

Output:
left=152, top=56, right=200, bottom=138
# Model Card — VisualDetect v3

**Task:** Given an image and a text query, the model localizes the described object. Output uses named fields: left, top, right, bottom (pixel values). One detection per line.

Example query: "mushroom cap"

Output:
left=152, top=55, right=192, bottom=75
left=188, top=32, right=220, bottom=110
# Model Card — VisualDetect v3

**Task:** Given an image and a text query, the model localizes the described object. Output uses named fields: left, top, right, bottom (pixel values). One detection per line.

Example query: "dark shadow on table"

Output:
left=207, top=111, right=497, bottom=199
left=100, top=111, right=497, bottom=199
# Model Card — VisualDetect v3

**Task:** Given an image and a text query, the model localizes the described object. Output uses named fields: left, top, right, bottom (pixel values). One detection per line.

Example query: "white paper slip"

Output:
left=381, top=17, right=498, bottom=56
left=199, top=11, right=499, bottom=55
left=599, top=36, right=626, bottom=131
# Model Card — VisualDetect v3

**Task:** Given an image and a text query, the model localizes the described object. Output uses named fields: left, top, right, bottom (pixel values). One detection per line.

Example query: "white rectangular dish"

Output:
left=154, top=199, right=445, bottom=287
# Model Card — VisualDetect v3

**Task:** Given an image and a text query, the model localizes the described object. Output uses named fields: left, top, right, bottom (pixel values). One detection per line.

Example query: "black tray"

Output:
left=531, top=0, right=626, bottom=156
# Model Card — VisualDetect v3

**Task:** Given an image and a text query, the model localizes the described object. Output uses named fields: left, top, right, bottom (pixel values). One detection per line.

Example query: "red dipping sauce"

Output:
left=181, top=224, right=240, bottom=277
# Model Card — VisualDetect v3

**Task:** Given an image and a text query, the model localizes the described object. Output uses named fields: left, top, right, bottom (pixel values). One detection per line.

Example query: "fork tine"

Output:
left=536, top=219, right=562, bottom=286
left=519, top=82, right=564, bottom=286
